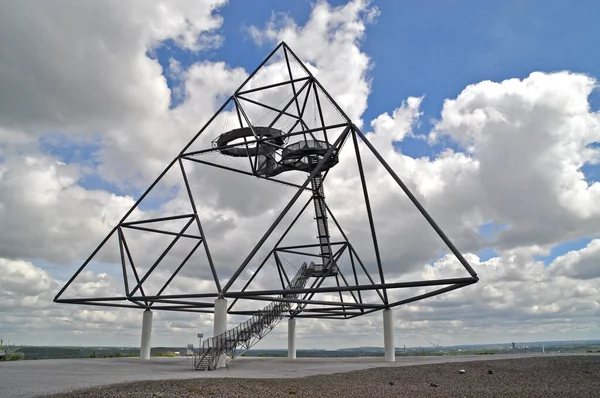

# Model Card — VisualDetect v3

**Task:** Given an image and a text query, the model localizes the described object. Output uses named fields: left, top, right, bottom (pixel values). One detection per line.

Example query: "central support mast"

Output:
left=308, top=158, right=336, bottom=276
left=311, top=171, right=331, bottom=263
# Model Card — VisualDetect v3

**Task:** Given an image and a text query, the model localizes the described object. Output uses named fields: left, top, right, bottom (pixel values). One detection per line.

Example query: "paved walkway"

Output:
left=0, top=353, right=573, bottom=398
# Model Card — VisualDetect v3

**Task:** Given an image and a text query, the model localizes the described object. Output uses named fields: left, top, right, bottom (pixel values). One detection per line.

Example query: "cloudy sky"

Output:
left=1, top=0, right=599, bottom=350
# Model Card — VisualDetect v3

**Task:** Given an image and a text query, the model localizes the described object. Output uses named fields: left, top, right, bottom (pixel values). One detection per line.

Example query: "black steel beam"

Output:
left=236, top=76, right=311, bottom=96
left=223, top=294, right=384, bottom=309
left=148, top=307, right=215, bottom=313
left=117, top=227, right=130, bottom=296
left=352, top=125, right=479, bottom=279
left=283, top=46, right=304, bottom=128
left=225, top=277, right=477, bottom=297
left=351, top=128, right=388, bottom=305
left=55, top=296, right=129, bottom=302
left=276, top=241, right=346, bottom=251
left=281, top=43, right=315, bottom=80
left=290, top=315, right=347, bottom=318
left=226, top=248, right=274, bottom=312
left=273, top=251, right=287, bottom=292
left=145, top=299, right=214, bottom=307
left=180, top=96, right=235, bottom=155
left=121, top=214, right=194, bottom=226
left=121, top=224, right=201, bottom=239
left=129, top=216, right=196, bottom=296
left=236, top=95, right=300, bottom=120
left=296, top=306, right=357, bottom=312
left=388, top=282, right=476, bottom=309
left=121, top=232, right=149, bottom=306
left=182, top=156, right=309, bottom=191
left=55, top=300, right=142, bottom=309
left=275, top=249, right=327, bottom=259
left=181, top=123, right=349, bottom=157
left=223, top=126, right=351, bottom=292
left=54, top=227, right=118, bottom=301
left=336, top=267, right=361, bottom=305
left=151, top=239, right=203, bottom=301
left=346, top=243, right=385, bottom=303
left=234, top=42, right=285, bottom=94
left=129, top=292, right=220, bottom=301
left=179, top=158, right=222, bottom=293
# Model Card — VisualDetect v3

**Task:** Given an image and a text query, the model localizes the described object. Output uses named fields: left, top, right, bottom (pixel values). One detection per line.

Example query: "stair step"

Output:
left=196, top=263, right=313, bottom=371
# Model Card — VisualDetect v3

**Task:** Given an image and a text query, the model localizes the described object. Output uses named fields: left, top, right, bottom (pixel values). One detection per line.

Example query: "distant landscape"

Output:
left=2, top=340, right=599, bottom=361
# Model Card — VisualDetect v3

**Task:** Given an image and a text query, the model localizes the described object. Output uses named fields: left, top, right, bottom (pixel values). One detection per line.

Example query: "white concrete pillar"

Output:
left=288, top=318, right=296, bottom=359
left=383, top=308, right=395, bottom=362
left=213, top=298, right=228, bottom=368
left=140, top=309, right=153, bottom=360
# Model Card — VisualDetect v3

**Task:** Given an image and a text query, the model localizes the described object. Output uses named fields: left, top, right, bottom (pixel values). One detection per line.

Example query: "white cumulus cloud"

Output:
left=0, top=0, right=599, bottom=348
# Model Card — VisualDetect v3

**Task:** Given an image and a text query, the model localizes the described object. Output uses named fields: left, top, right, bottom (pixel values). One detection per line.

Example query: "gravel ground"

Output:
left=45, top=356, right=600, bottom=398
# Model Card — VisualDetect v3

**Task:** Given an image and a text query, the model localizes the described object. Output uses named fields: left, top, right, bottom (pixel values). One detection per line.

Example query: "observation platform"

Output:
left=307, top=263, right=339, bottom=277
left=213, top=126, right=285, bottom=157
left=257, top=139, right=339, bottom=177
left=214, top=127, right=339, bottom=177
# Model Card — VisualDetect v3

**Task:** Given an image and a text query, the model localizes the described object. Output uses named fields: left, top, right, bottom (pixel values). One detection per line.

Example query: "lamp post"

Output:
left=197, top=333, right=203, bottom=354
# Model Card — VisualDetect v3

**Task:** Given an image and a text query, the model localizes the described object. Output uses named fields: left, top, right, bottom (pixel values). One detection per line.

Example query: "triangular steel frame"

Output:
left=55, top=42, right=478, bottom=318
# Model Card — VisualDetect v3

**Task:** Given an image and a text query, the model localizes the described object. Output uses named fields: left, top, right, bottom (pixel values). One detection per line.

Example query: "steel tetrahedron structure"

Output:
left=55, top=42, right=478, bottom=326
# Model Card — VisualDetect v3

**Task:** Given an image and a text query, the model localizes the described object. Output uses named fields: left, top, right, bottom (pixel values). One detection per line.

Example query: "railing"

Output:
left=255, top=140, right=339, bottom=177
left=195, top=262, right=313, bottom=370
left=282, top=139, right=331, bottom=156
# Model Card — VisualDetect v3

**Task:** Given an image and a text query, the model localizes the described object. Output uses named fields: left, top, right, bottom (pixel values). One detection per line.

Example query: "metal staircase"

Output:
left=310, top=171, right=333, bottom=266
left=194, top=262, right=313, bottom=370
left=308, top=158, right=338, bottom=278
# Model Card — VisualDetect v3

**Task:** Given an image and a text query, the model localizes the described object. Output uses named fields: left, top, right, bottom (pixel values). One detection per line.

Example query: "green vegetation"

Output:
left=154, top=351, right=177, bottom=357
left=100, top=351, right=138, bottom=358
left=244, top=340, right=600, bottom=359
left=2, top=340, right=599, bottom=361
left=6, top=346, right=140, bottom=360
left=8, top=352, right=25, bottom=361
left=1, top=340, right=26, bottom=361
left=0, top=346, right=188, bottom=360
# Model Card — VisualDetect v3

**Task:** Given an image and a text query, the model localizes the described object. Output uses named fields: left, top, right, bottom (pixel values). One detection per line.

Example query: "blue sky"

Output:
left=40, top=0, right=600, bottom=264
left=44, top=0, right=600, bottom=165
left=148, top=0, right=597, bottom=262
left=149, top=0, right=600, bottom=156
left=152, top=1, right=600, bottom=121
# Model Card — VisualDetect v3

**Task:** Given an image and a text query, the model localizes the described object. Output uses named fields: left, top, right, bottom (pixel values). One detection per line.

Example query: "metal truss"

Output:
left=55, top=42, right=478, bottom=320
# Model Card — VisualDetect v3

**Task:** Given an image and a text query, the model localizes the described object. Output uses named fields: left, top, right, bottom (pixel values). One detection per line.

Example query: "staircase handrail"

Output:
left=196, top=262, right=312, bottom=369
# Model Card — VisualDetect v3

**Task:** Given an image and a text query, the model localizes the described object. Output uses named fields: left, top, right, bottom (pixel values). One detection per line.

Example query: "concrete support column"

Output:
left=213, top=298, right=228, bottom=368
left=383, top=308, right=395, bottom=362
left=288, top=318, right=296, bottom=359
left=140, top=309, right=153, bottom=360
